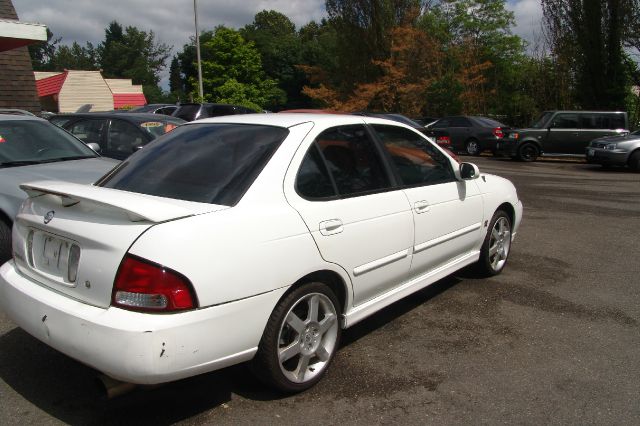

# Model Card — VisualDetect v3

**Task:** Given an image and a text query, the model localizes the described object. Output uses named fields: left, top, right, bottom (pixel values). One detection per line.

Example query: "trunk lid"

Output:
left=12, top=180, right=227, bottom=308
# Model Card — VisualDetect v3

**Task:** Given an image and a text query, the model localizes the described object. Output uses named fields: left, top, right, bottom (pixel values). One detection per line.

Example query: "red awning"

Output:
left=113, top=93, right=147, bottom=108
left=35, top=72, right=67, bottom=97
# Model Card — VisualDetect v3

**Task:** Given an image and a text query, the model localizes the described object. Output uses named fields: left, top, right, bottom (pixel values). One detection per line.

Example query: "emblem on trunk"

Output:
left=44, top=211, right=55, bottom=224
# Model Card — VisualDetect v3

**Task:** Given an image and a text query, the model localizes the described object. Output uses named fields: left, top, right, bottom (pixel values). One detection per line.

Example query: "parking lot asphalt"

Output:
left=1, top=157, right=639, bottom=425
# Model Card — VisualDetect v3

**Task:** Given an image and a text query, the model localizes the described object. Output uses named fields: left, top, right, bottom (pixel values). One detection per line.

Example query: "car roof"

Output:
left=190, top=112, right=425, bottom=131
left=51, top=112, right=185, bottom=123
left=0, top=113, right=47, bottom=122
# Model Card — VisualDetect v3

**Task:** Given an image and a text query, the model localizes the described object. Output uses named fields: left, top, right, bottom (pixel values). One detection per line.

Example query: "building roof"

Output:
left=113, top=93, right=147, bottom=108
left=0, top=18, right=47, bottom=52
left=35, top=71, right=67, bottom=97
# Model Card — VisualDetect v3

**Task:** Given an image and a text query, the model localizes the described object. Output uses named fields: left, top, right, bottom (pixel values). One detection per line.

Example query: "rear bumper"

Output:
left=0, top=261, right=285, bottom=384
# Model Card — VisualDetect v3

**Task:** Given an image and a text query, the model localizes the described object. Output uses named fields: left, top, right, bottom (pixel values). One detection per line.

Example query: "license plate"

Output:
left=588, top=149, right=594, bottom=156
left=29, top=230, right=79, bottom=284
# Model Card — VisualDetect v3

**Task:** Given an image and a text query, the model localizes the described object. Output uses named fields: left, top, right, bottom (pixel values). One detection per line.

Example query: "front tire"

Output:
left=252, top=282, right=341, bottom=393
left=0, top=220, right=11, bottom=265
left=517, top=143, right=539, bottom=162
left=475, top=210, right=512, bottom=277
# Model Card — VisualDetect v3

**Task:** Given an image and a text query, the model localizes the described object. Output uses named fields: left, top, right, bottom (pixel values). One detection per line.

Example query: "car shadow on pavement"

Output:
left=0, top=275, right=464, bottom=424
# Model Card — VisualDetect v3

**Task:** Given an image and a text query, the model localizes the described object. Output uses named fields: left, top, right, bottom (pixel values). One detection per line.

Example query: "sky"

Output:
left=13, top=0, right=544, bottom=88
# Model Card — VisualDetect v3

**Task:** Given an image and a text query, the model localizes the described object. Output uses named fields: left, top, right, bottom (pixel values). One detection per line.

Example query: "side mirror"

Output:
left=86, top=142, right=101, bottom=153
left=457, top=162, right=480, bottom=180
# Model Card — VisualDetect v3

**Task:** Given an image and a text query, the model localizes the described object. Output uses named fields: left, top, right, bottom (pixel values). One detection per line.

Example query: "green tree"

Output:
left=198, top=26, right=284, bottom=110
left=97, top=21, right=171, bottom=88
left=325, top=0, right=423, bottom=92
left=542, top=0, right=637, bottom=110
left=49, top=42, right=99, bottom=71
left=28, top=29, right=60, bottom=70
left=241, top=10, right=304, bottom=108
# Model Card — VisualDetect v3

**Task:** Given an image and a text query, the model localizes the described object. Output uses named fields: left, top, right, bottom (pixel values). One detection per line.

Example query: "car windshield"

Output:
left=138, top=121, right=181, bottom=138
left=0, top=119, right=98, bottom=167
left=530, top=112, right=553, bottom=129
left=631, top=129, right=640, bottom=136
left=98, top=123, right=289, bottom=205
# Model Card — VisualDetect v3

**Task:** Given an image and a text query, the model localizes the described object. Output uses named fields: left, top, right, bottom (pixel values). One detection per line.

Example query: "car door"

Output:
left=546, top=112, right=580, bottom=154
left=286, top=124, right=414, bottom=306
left=449, top=116, right=473, bottom=151
left=370, top=124, right=484, bottom=276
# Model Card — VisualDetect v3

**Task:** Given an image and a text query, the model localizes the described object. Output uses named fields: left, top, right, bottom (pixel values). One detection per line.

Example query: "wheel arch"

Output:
left=520, top=138, right=542, bottom=152
left=284, top=269, right=350, bottom=321
left=496, top=202, right=515, bottom=226
left=627, top=148, right=640, bottom=164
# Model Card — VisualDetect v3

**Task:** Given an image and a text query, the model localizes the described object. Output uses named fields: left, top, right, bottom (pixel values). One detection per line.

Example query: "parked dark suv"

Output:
left=425, top=116, right=510, bottom=156
left=496, top=110, right=628, bottom=161
left=172, top=103, right=256, bottom=122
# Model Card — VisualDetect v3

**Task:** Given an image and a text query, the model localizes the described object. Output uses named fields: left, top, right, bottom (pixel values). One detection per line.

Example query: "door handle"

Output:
left=319, top=219, right=343, bottom=236
left=414, top=200, right=430, bottom=213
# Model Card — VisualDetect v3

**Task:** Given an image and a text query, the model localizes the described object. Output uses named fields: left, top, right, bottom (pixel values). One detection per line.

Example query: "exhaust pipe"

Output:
left=98, top=375, right=137, bottom=399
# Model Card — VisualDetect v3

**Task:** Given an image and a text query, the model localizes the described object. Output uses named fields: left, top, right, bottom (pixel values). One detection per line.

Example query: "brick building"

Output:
left=0, top=0, right=47, bottom=113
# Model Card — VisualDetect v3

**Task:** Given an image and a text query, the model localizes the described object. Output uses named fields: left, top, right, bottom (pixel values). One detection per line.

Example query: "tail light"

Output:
left=113, top=255, right=197, bottom=313
left=436, top=135, right=451, bottom=146
left=493, top=128, right=504, bottom=138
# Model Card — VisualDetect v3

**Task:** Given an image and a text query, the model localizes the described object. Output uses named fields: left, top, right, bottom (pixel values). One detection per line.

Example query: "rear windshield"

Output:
left=98, top=123, right=289, bottom=205
left=173, top=105, right=201, bottom=121
left=473, top=117, right=506, bottom=127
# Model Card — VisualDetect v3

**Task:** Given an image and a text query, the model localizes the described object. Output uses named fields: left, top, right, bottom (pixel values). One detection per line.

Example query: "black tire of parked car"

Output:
left=475, top=210, right=512, bottom=277
left=629, top=151, right=640, bottom=172
left=465, top=139, right=481, bottom=156
left=252, top=281, right=342, bottom=393
left=0, top=220, right=11, bottom=265
left=517, top=143, right=539, bottom=162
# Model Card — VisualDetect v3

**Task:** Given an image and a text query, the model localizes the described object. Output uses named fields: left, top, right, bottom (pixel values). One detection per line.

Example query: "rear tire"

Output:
left=465, top=139, right=481, bottom=156
left=517, top=143, right=539, bottom=162
left=475, top=210, right=512, bottom=277
left=252, top=282, right=341, bottom=393
left=628, top=151, right=640, bottom=172
left=0, top=220, right=11, bottom=265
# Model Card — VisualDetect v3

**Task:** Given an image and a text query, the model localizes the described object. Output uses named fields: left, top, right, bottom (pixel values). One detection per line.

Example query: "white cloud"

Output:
left=506, top=0, right=544, bottom=48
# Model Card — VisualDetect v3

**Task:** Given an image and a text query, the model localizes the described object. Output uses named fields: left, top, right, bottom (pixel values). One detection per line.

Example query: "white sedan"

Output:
left=0, top=114, right=522, bottom=392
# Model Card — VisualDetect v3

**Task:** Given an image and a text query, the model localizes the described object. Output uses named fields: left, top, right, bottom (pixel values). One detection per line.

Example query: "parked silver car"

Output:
left=0, top=115, right=119, bottom=263
left=586, top=129, right=640, bottom=171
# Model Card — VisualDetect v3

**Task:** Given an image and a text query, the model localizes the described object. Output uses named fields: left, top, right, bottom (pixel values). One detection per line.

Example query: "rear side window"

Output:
left=579, top=113, right=626, bottom=130
left=450, top=117, right=472, bottom=127
left=99, top=123, right=288, bottom=205
left=372, top=125, right=454, bottom=186
left=296, top=125, right=392, bottom=199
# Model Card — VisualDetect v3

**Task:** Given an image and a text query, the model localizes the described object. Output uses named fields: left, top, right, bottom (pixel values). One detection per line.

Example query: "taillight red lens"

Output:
left=493, top=128, right=504, bottom=138
left=113, top=255, right=197, bottom=312
left=436, top=135, right=451, bottom=146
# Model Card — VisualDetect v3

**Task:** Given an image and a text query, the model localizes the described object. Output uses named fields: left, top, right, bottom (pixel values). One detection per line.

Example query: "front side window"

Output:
left=314, top=125, right=391, bottom=197
left=372, top=124, right=454, bottom=187
left=107, top=119, right=145, bottom=155
left=68, top=119, right=106, bottom=144
left=99, top=123, right=288, bottom=205
left=551, top=114, right=579, bottom=129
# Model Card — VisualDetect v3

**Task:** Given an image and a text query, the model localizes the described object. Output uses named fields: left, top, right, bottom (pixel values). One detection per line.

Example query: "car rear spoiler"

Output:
left=20, top=181, right=222, bottom=223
